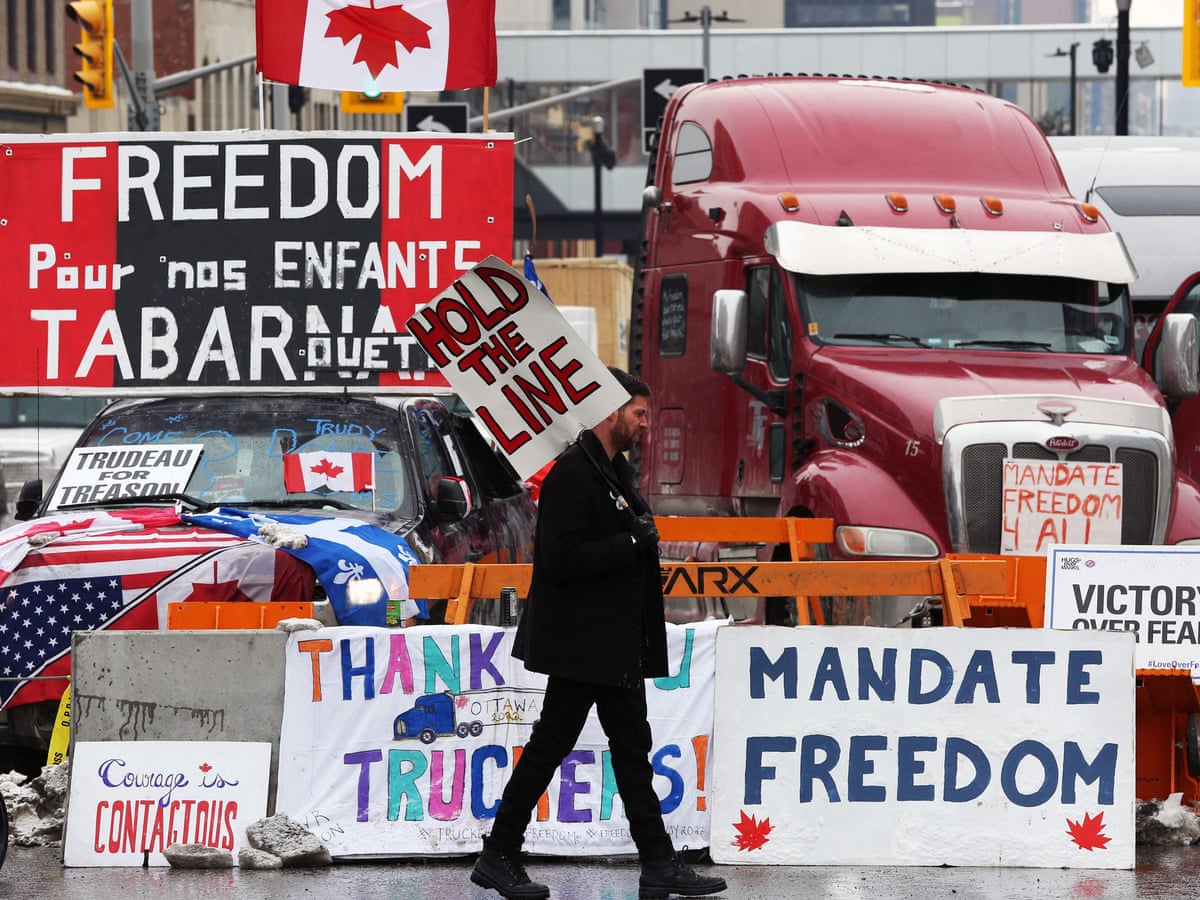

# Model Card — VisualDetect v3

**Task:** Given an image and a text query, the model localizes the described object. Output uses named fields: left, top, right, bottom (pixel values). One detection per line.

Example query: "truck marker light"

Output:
left=1078, top=202, right=1100, bottom=223
left=886, top=192, right=908, bottom=213
left=980, top=195, right=1005, bottom=216
left=934, top=194, right=957, bottom=214
left=778, top=192, right=801, bottom=212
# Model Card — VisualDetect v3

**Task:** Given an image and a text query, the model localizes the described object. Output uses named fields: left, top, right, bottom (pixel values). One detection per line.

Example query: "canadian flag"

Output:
left=256, top=0, right=497, bottom=92
left=283, top=452, right=376, bottom=493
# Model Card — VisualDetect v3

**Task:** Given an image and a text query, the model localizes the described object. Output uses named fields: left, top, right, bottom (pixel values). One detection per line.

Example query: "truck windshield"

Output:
left=45, top=396, right=417, bottom=520
left=798, top=272, right=1132, bottom=355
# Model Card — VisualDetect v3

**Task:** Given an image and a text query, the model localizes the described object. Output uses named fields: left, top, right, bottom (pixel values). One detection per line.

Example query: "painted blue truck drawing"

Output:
left=393, top=689, right=544, bottom=743
left=393, top=692, right=484, bottom=743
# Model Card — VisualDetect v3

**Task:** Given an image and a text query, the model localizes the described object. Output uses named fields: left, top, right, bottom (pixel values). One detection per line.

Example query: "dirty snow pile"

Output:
left=1, top=761, right=69, bottom=846
left=1136, top=793, right=1200, bottom=845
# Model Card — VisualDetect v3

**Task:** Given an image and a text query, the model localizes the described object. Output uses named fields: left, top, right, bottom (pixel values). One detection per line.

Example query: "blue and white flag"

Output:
left=182, top=508, right=426, bottom=626
left=523, top=252, right=552, bottom=301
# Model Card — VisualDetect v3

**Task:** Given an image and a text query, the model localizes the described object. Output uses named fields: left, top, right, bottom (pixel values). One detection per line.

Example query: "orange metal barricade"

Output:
left=166, top=601, right=314, bottom=630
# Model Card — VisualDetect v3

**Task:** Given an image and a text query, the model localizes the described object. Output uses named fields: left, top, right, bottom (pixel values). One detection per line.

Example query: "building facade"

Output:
left=1, top=5, right=1195, bottom=251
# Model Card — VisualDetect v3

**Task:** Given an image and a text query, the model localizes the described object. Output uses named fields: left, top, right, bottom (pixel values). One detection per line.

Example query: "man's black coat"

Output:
left=512, top=430, right=668, bottom=687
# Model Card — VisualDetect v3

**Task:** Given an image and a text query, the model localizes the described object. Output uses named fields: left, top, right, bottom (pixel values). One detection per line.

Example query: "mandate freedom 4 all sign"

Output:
left=0, top=132, right=514, bottom=392
left=709, top=626, right=1136, bottom=869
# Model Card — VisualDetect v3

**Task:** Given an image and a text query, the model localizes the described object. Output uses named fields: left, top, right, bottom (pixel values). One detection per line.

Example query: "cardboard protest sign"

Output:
left=0, top=132, right=513, bottom=392
left=709, top=626, right=1135, bottom=869
left=64, top=740, right=271, bottom=866
left=274, top=622, right=719, bottom=858
left=1045, top=544, right=1200, bottom=678
left=1002, top=460, right=1123, bottom=554
left=404, top=257, right=628, bottom=479
left=52, top=444, right=203, bottom=507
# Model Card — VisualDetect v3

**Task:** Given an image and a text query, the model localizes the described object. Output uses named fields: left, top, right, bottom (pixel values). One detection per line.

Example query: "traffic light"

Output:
left=340, top=91, right=405, bottom=115
left=66, top=0, right=114, bottom=109
left=1092, top=38, right=1114, bottom=74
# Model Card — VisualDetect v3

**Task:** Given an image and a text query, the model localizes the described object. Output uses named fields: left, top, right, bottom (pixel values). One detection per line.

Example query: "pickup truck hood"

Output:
left=807, top=349, right=1164, bottom=442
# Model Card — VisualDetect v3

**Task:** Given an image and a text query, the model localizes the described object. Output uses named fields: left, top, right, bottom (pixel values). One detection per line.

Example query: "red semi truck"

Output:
left=631, top=75, right=1200, bottom=626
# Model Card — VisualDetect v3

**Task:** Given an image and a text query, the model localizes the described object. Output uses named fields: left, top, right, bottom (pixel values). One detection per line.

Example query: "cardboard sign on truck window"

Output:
left=405, top=256, right=627, bottom=480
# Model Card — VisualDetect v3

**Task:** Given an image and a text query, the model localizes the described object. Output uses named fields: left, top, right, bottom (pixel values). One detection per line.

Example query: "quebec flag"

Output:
left=183, top=508, right=427, bottom=626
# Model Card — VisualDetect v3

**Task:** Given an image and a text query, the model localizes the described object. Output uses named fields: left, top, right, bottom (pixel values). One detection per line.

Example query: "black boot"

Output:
left=639, top=851, right=727, bottom=898
left=470, top=835, right=550, bottom=899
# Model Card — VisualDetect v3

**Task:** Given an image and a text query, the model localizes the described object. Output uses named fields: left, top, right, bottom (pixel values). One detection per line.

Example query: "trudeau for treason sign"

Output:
left=0, top=131, right=514, bottom=393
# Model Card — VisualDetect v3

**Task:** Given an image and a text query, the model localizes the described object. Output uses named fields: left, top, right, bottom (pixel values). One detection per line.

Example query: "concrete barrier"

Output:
left=70, top=629, right=289, bottom=811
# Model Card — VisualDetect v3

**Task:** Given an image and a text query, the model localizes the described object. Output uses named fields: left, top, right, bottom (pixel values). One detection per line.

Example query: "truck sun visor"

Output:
left=764, top=221, right=1139, bottom=284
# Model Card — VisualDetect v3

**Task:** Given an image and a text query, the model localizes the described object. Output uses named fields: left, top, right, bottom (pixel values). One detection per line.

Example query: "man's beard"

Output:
left=612, top=416, right=638, bottom=453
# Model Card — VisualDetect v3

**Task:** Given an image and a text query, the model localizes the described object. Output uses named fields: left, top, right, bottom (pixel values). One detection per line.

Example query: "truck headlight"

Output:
left=836, top=526, right=939, bottom=558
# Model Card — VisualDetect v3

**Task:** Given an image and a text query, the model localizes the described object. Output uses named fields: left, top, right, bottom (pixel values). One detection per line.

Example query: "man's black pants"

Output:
left=487, top=674, right=675, bottom=862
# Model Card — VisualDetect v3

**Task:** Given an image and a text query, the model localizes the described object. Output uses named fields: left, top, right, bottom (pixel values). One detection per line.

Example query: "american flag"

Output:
left=0, top=516, right=311, bottom=709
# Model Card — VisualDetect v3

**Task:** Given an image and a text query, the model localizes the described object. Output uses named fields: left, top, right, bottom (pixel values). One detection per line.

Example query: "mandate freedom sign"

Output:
left=709, top=627, right=1135, bottom=869
left=64, top=740, right=271, bottom=867
left=404, top=257, right=627, bottom=479
left=274, top=622, right=718, bottom=858
left=1045, top=544, right=1200, bottom=677
left=1001, top=459, right=1123, bottom=554
left=0, top=132, right=514, bottom=392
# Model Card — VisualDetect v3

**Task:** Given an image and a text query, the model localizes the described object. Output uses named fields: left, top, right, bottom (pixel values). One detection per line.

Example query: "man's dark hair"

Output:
left=609, top=366, right=651, bottom=401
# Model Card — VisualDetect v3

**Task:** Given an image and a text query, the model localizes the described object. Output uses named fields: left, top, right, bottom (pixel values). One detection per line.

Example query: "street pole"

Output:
left=130, top=0, right=159, bottom=130
left=1068, top=42, right=1077, bottom=136
left=590, top=115, right=606, bottom=256
left=1116, top=0, right=1131, bottom=135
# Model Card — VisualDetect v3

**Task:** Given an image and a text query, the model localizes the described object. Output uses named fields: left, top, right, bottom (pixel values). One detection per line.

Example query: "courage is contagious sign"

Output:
left=404, top=256, right=627, bottom=479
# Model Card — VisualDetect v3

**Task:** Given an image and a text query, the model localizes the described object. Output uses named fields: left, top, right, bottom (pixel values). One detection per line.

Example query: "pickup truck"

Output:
left=0, top=391, right=537, bottom=753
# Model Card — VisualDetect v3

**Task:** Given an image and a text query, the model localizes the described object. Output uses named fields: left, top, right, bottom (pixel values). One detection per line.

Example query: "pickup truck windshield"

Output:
left=799, top=272, right=1132, bottom=355
left=44, top=396, right=417, bottom=520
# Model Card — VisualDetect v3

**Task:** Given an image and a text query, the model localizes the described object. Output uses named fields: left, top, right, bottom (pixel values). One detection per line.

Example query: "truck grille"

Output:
left=959, top=442, right=1157, bottom=552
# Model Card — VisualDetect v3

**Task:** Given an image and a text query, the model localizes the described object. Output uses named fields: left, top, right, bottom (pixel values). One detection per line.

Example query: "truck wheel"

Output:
left=419, top=728, right=437, bottom=745
left=456, top=722, right=470, bottom=738
left=1187, top=713, right=1200, bottom=777
left=469, top=721, right=484, bottom=736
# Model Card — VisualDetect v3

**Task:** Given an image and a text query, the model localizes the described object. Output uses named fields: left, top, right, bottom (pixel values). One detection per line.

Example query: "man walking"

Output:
left=470, top=367, right=726, bottom=899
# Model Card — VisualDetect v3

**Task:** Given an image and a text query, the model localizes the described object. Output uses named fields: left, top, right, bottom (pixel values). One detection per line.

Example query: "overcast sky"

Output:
left=1105, top=0, right=1181, bottom=27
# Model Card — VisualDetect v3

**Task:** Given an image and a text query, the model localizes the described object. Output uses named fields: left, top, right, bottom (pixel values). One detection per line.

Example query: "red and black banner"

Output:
left=0, top=132, right=514, bottom=392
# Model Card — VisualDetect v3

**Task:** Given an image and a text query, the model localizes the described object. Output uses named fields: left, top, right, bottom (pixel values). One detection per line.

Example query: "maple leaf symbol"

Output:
left=199, top=762, right=212, bottom=773
left=1066, top=811, right=1111, bottom=851
left=455, top=694, right=469, bottom=708
left=731, top=810, right=772, bottom=851
left=311, top=458, right=345, bottom=480
left=324, top=2, right=433, bottom=78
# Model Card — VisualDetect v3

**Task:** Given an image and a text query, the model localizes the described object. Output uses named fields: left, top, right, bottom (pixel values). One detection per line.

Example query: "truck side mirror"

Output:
left=711, top=289, right=748, bottom=375
left=1157, top=313, right=1200, bottom=399
left=14, top=478, right=43, bottom=521
left=435, top=476, right=472, bottom=522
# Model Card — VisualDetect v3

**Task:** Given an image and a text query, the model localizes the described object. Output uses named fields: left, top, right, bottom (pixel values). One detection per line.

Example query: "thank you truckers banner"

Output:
left=709, top=626, right=1136, bottom=869
left=274, top=621, right=718, bottom=858
left=0, top=131, right=514, bottom=392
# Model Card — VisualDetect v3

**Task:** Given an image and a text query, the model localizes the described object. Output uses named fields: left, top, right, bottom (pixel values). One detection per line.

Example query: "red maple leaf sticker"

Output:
left=731, top=811, right=772, bottom=851
left=324, top=3, right=433, bottom=78
left=310, top=458, right=345, bottom=480
left=1066, top=811, right=1111, bottom=851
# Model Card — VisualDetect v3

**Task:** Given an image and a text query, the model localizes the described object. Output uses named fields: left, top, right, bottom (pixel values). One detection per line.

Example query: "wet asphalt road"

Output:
left=6, top=843, right=1200, bottom=899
